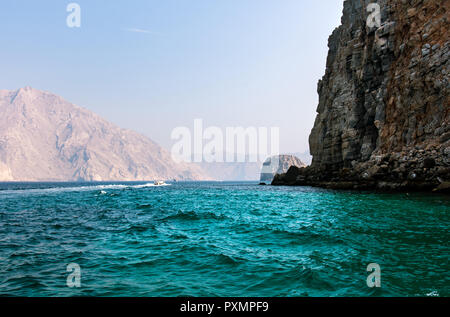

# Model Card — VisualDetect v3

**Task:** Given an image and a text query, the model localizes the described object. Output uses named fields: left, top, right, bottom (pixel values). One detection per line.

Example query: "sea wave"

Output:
left=0, top=182, right=448, bottom=297
left=0, top=183, right=171, bottom=196
left=133, top=183, right=171, bottom=188
left=161, top=210, right=228, bottom=221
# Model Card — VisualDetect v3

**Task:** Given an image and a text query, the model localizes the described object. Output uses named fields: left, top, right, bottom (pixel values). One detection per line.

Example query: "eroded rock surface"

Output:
left=274, top=0, right=449, bottom=191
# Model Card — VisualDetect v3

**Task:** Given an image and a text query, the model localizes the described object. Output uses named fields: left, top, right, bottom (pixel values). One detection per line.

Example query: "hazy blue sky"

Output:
left=0, top=0, right=343, bottom=153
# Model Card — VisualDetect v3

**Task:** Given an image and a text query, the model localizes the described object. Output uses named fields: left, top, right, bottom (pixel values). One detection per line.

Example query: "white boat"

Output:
left=154, top=180, right=166, bottom=186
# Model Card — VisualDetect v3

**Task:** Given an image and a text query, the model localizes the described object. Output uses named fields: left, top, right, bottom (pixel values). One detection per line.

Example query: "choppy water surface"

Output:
left=0, top=182, right=448, bottom=297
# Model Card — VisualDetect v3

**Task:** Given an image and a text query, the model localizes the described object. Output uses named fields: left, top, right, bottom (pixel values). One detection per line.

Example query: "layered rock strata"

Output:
left=273, top=0, right=449, bottom=192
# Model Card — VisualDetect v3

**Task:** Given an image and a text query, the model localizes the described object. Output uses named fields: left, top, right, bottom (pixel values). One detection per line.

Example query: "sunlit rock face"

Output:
left=0, top=87, right=209, bottom=181
left=275, top=0, right=449, bottom=191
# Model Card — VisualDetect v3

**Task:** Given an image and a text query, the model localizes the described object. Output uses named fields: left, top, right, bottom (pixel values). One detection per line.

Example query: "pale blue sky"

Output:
left=0, top=0, right=343, bottom=153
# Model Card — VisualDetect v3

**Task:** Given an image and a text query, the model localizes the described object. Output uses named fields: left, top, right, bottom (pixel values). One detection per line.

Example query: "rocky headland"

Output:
left=260, top=155, right=306, bottom=184
left=273, top=0, right=449, bottom=192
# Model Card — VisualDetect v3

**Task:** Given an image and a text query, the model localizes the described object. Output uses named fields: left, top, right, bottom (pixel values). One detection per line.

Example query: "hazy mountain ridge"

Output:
left=0, top=87, right=209, bottom=181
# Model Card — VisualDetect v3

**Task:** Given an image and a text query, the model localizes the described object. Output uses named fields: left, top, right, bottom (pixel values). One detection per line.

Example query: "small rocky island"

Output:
left=260, top=155, right=306, bottom=184
left=273, top=0, right=449, bottom=192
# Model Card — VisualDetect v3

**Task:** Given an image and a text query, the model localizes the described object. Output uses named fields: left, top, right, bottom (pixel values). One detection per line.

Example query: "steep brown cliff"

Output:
left=274, top=0, right=449, bottom=191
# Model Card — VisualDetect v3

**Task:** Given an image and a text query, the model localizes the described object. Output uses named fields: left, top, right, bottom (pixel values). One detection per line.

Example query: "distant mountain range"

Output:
left=0, top=87, right=209, bottom=181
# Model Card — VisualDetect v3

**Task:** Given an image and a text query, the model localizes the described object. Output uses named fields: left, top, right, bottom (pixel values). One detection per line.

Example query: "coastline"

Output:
left=271, top=161, right=450, bottom=193
left=272, top=176, right=450, bottom=194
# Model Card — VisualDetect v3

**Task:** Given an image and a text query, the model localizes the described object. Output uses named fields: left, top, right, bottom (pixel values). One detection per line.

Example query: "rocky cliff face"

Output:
left=0, top=87, right=209, bottom=181
left=274, top=0, right=449, bottom=191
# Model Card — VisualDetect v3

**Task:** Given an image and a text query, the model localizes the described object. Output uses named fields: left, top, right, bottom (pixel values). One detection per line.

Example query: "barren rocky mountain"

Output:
left=0, top=87, right=209, bottom=181
left=274, top=0, right=449, bottom=191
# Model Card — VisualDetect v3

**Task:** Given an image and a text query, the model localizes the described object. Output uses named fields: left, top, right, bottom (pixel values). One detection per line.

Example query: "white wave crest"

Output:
left=0, top=183, right=171, bottom=196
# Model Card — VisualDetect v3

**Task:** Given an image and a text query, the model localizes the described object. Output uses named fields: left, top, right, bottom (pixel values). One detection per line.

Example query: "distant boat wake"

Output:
left=0, top=183, right=171, bottom=196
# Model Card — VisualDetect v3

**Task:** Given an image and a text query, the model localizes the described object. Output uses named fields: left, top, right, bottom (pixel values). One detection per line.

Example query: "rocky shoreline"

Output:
left=273, top=145, right=450, bottom=193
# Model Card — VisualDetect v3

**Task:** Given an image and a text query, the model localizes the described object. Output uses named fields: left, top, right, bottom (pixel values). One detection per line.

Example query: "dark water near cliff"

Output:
left=0, top=182, right=448, bottom=297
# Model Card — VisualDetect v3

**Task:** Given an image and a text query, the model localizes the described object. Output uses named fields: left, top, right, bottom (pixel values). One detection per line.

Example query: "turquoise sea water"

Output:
left=0, top=182, right=448, bottom=297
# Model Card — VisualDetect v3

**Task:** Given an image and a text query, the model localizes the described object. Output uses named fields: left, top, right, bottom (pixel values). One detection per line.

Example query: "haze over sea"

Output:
left=0, top=182, right=448, bottom=297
